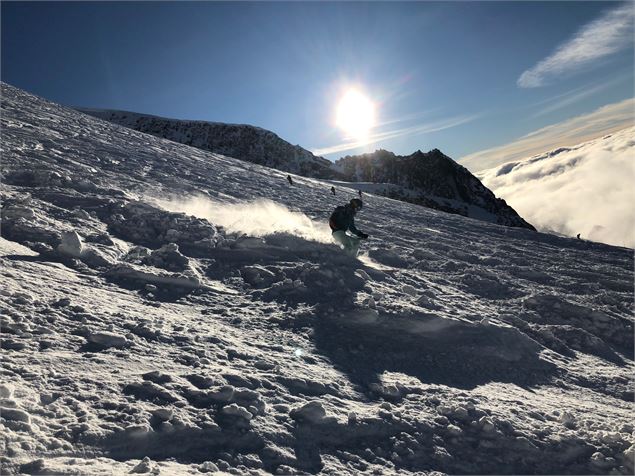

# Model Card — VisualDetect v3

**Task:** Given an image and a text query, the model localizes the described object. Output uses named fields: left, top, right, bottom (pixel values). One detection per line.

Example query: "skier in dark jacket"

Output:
left=329, top=198, right=368, bottom=256
left=287, top=175, right=294, bottom=185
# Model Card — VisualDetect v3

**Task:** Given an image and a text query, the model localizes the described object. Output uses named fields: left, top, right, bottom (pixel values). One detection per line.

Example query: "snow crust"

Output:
left=1, top=82, right=634, bottom=475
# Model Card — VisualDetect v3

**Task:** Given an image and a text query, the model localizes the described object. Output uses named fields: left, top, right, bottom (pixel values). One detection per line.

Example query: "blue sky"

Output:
left=2, top=1, right=633, bottom=169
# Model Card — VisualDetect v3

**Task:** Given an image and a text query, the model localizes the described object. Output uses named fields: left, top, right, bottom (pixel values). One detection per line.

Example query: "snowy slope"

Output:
left=1, top=82, right=634, bottom=475
left=477, top=127, right=635, bottom=248
left=80, top=108, right=535, bottom=232
left=78, top=108, right=338, bottom=179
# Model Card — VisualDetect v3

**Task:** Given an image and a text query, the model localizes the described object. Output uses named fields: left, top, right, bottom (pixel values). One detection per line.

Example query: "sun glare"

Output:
left=336, top=89, right=375, bottom=142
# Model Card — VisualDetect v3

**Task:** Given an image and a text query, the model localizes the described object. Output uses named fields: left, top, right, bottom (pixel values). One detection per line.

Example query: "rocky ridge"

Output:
left=79, top=109, right=534, bottom=230
left=335, top=149, right=535, bottom=230
left=78, top=108, right=338, bottom=179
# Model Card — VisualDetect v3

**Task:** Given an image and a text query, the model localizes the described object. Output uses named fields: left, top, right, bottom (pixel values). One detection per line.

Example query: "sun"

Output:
left=336, top=89, right=375, bottom=142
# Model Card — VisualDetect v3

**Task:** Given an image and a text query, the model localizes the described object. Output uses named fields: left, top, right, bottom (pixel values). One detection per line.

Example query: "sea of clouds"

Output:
left=478, top=127, right=635, bottom=248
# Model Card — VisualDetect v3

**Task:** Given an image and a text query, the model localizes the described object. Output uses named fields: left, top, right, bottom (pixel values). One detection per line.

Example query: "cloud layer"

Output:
left=518, top=4, right=634, bottom=88
left=478, top=127, right=635, bottom=248
left=460, top=97, right=634, bottom=172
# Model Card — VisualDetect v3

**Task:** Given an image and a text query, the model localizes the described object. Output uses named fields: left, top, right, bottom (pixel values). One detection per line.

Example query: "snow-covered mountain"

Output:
left=2, top=82, right=634, bottom=475
left=80, top=108, right=535, bottom=231
left=334, top=149, right=535, bottom=230
left=477, top=127, right=635, bottom=248
left=78, top=108, right=339, bottom=179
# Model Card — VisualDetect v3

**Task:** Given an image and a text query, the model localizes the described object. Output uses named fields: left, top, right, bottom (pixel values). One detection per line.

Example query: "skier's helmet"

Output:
left=350, top=198, right=363, bottom=210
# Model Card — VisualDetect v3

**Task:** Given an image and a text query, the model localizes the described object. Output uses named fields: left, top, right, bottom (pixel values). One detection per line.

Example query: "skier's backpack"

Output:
left=329, top=206, right=347, bottom=231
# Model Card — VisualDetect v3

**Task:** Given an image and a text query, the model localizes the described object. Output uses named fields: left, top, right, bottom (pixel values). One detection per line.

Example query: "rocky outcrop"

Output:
left=78, top=109, right=339, bottom=179
left=335, top=149, right=535, bottom=230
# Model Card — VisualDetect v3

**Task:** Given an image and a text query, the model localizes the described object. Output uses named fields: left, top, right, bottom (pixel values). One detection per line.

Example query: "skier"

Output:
left=576, top=233, right=581, bottom=240
left=329, top=198, right=368, bottom=256
left=331, top=186, right=336, bottom=195
left=358, top=190, right=362, bottom=198
left=287, top=175, right=294, bottom=185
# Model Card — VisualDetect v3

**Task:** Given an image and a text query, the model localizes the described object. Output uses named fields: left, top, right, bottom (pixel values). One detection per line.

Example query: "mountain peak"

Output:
left=335, top=148, right=535, bottom=230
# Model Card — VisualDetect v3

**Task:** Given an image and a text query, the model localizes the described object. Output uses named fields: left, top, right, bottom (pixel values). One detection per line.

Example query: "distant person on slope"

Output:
left=329, top=198, right=368, bottom=256
left=358, top=190, right=362, bottom=198
left=331, top=186, right=336, bottom=195
left=287, top=175, right=294, bottom=185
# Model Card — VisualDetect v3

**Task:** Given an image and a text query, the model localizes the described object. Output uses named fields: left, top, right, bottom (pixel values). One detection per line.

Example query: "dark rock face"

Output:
left=335, top=149, right=535, bottom=230
left=78, top=109, right=339, bottom=179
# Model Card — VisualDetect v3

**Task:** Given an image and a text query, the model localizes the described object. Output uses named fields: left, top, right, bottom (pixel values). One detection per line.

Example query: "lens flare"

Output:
left=336, top=89, right=375, bottom=142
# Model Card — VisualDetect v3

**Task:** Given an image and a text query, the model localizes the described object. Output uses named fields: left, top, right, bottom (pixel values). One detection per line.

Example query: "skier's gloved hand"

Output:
left=359, top=233, right=369, bottom=239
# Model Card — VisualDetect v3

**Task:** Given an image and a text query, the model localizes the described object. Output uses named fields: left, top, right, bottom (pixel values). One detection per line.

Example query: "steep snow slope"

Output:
left=477, top=127, right=635, bottom=248
left=1, top=82, right=634, bottom=475
left=78, top=108, right=338, bottom=179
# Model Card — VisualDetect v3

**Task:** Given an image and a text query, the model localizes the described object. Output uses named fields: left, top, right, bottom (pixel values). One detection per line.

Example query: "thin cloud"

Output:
left=529, top=71, right=632, bottom=119
left=460, top=97, right=635, bottom=172
left=373, top=108, right=440, bottom=129
left=530, top=84, right=591, bottom=108
left=313, top=113, right=478, bottom=156
left=518, top=3, right=634, bottom=88
left=530, top=82, right=610, bottom=118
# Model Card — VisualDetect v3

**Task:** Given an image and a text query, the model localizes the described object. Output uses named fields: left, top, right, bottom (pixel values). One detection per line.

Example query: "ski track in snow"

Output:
left=1, top=82, right=634, bottom=475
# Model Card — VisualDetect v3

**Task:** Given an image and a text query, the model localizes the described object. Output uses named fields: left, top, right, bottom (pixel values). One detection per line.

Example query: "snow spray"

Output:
left=154, top=195, right=333, bottom=243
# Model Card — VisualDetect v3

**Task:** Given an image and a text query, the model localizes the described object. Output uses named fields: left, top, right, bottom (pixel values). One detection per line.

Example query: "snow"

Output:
left=1, top=82, right=634, bottom=475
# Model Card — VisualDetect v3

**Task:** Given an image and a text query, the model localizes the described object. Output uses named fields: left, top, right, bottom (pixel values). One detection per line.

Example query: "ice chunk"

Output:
left=199, top=462, right=219, bottom=473
left=402, top=284, right=418, bottom=296
left=221, top=403, right=253, bottom=420
left=57, top=230, right=83, bottom=257
left=150, top=408, right=173, bottom=422
left=290, top=401, right=327, bottom=424
left=1, top=407, right=30, bottom=423
left=208, top=385, right=235, bottom=403
left=86, top=331, right=128, bottom=348
left=130, top=456, right=155, bottom=473
left=0, top=384, right=14, bottom=399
